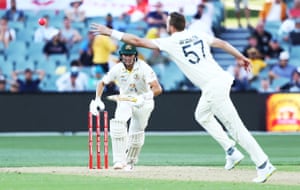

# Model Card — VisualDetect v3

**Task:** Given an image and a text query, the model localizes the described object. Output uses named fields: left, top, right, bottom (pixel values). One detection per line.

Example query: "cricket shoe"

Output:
left=113, top=162, right=126, bottom=170
left=253, top=161, right=276, bottom=183
left=123, top=163, right=134, bottom=171
left=224, top=148, right=244, bottom=170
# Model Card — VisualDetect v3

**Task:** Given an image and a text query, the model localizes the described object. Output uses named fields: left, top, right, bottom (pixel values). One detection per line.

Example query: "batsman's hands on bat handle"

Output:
left=237, top=56, right=251, bottom=72
left=132, top=91, right=154, bottom=107
left=132, top=95, right=145, bottom=107
left=89, top=97, right=105, bottom=116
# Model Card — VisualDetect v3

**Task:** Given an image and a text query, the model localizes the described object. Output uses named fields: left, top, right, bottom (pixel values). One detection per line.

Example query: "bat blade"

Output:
left=106, top=95, right=137, bottom=102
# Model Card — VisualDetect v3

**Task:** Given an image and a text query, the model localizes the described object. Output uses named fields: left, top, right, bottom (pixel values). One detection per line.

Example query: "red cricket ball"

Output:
left=38, top=18, right=47, bottom=26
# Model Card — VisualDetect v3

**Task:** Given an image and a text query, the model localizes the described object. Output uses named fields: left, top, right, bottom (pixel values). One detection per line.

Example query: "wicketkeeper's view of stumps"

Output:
left=88, top=111, right=109, bottom=169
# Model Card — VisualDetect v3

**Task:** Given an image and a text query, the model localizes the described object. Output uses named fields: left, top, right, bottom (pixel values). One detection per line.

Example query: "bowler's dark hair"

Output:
left=169, top=12, right=186, bottom=31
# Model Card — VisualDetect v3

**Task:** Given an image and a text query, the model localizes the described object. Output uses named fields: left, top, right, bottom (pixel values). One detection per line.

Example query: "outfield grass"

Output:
left=0, top=134, right=299, bottom=168
left=1, top=172, right=299, bottom=190
left=0, top=134, right=299, bottom=190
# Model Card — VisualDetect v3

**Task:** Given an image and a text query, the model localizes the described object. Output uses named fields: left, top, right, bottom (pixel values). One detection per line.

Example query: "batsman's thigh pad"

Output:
left=110, top=119, right=128, bottom=163
left=130, top=101, right=154, bottom=132
left=110, top=119, right=127, bottom=138
left=126, top=131, right=145, bottom=164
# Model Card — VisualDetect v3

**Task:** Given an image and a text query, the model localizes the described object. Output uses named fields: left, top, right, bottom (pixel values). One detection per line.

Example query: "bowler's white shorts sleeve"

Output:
left=198, top=32, right=215, bottom=45
left=151, top=38, right=168, bottom=51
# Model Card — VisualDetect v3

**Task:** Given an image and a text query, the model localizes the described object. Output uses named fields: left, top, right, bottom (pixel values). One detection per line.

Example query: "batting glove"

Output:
left=132, top=91, right=153, bottom=107
left=94, top=97, right=105, bottom=111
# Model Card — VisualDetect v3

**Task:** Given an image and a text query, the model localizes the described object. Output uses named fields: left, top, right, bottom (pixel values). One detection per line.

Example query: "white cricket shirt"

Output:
left=152, top=30, right=233, bottom=89
left=102, top=60, right=157, bottom=96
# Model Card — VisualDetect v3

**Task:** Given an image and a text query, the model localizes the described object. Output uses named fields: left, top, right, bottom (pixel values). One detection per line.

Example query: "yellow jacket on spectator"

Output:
left=250, top=59, right=267, bottom=77
left=92, top=35, right=117, bottom=64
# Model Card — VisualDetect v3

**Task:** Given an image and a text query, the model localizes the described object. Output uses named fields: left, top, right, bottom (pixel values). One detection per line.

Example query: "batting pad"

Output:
left=110, top=119, right=128, bottom=164
left=126, top=131, right=145, bottom=164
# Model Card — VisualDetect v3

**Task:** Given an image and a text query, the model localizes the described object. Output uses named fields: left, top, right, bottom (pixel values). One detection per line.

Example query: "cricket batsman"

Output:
left=90, top=43, right=162, bottom=170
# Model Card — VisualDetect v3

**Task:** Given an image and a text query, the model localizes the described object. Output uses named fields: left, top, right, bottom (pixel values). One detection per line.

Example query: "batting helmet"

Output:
left=119, top=43, right=138, bottom=62
left=119, top=43, right=138, bottom=56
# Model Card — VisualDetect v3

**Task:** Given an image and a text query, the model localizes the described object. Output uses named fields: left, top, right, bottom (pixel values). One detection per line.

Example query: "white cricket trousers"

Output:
left=115, top=100, right=154, bottom=133
left=194, top=78, right=268, bottom=167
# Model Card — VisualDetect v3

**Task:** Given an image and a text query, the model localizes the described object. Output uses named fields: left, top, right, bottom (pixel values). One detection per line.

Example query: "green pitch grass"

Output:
left=0, top=134, right=299, bottom=190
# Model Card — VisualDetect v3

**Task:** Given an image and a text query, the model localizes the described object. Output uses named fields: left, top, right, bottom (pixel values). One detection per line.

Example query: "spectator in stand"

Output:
left=242, top=35, right=265, bottom=58
left=105, top=13, right=114, bottom=29
left=126, top=0, right=149, bottom=22
left=56, top=60, right=89, bottom=92
left=4, top=0, right=25, bottom=22
left=269, top=51, right=296, bottom=81
left=265, top=38, right=284, bottom=60
left=9, top=81, right=19, bottom=93
left=43, top=29, right=68, bottom=57
left=0, top=16, right=16, bottom=49
left=146, top=49, right=170, bottom=80
left=34, top=15, right=58, bottom=43
left=92, top=26, right=117, bottom=72
left=145, top=1, right=168, bottom=30
left=88, top=65, right=104, bottom=91
left=247, top=48, right=267, bottom=81
left=188, top=3, right=215, bottom=37
left=11, top=68, right=45, bottom=93
left=60, top=16, right=82, bottom=50
left=259, top=0, right=288, bottom=23
left=79, top=31, right=94, bottom=66
left=257, top=77, right=275, bottom=93
left=279, top=67, right=300, bottom=92
left=289, top=0, right=300, bottom=18
left=227, top=62, right=251, bottom=91
left=65, top=0, right=86, bottom=23
left=289, top=17, right=300, bottom=45
left=251, top=21, right=272, bottom=53
left=278, top=14, right=296, bottom=43
left=0, top=75, right=7, bottom=92
left=234, top=0, right=251, bottom=28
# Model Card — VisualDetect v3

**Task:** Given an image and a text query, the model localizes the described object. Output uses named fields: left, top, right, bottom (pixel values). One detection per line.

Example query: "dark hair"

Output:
left=169, top=12, right=186, bottom=31
left=70, top=59, right=80, bottom=67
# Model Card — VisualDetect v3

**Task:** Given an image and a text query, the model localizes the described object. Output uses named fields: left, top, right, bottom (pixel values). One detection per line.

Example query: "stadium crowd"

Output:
left=0, top=0, right=299, bottom=93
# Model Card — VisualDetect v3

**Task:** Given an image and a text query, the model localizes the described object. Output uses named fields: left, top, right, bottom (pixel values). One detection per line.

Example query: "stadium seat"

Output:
left=137, top=48, right=152, bottom=60
left=17, top=29, right=34, bottom=44
left=0, top=61, right=14, bottom=76
left=4, top=41, right=27, bottom=57
left=86, top=17, right=106, bottom=26
left=271, top=77, right=290, bottom=89
left=71, top=22, right=86, bottom=31
left=264, top=21, right=281, bottom=38
left=40, top=74, right=58, bottom=91
left=68, top=53, right=80, bottom=63
left=8, top=21, right=25, bottom=32
left=6, top=54, right=27, bottom=67
left=0, top=55, right=5, bottom=63
left=15, top=60, right=35, bottom=71
left=69, top=43, right=81, bottom=54
left=125, top=28, right=145, bottom=37
left=28, top=53, right=47, bottom=65
left=27, top=42, right=45, bottom=55
left=217, top=60, right=234, bottom=69
left=36, top=59, right=57, bottom=74
left=290, top=45, right=300, bottom=60
left=25, top=18, right=39, bottom=31
left=48, top=54, right=68, bottom=66
left=160, top=62, right=185, bottom=91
